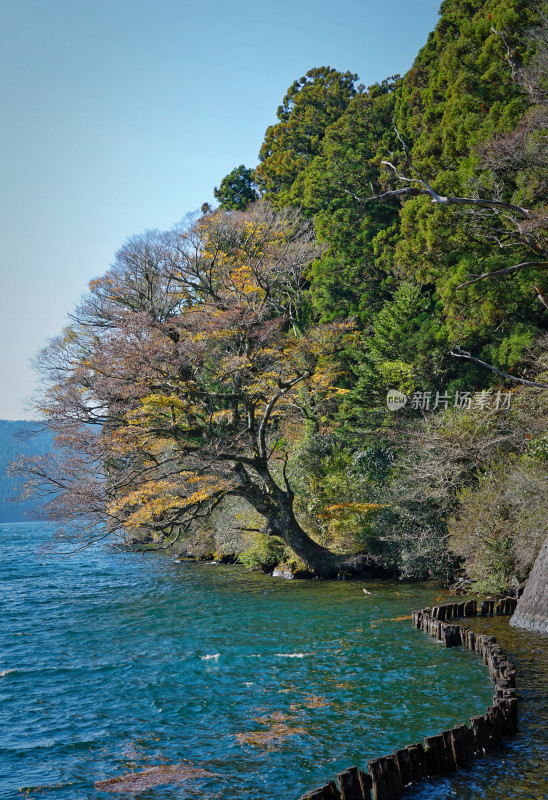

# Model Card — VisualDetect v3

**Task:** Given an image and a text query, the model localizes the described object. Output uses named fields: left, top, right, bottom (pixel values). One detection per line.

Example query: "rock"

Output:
left=511, top=534, right=548, bottom=633
left=272, top=566, right=295, bottom=579
left=218, top=553, right=239, bottom=564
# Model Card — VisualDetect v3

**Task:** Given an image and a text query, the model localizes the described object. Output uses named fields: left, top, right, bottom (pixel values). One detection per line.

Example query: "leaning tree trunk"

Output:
left=266, top=503, right=339, bottom=575
left=263, top=489, right=377, bottom=578
left=232, top=460, right=379, bottom=578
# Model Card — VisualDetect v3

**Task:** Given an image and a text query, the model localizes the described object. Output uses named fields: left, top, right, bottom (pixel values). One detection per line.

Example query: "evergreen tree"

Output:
left=302, top=78, right=400, bottom=323
left=214, top=165, right=259, bottom=210
left=254, top=67, right=359, bottom=205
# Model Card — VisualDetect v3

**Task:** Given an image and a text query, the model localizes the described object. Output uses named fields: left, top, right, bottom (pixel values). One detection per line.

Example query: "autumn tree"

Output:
left=21, top=203, right=373, bottom=576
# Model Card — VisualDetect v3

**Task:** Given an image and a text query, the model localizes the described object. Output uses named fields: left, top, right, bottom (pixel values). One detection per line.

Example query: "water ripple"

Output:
left=1, top=523, right=545, bottom=800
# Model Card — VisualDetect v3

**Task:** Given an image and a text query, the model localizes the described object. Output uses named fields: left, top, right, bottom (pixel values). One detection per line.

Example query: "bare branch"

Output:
left=491, top=27, right=522, bottom=82
left=456, top=260, right=548, bottom=288
left=366, top=182, right=535, bottom=219
left=257, top=372, right=309, bottom=459
left=362, top=125, right=538, bottom=222
left=535, top=285, right=548, bottom=310
left=450, top=346, right=548, bottom=389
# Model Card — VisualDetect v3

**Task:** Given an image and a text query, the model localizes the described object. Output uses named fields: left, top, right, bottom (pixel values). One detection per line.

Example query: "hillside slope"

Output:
left=0, top=421, right=53, bottom=522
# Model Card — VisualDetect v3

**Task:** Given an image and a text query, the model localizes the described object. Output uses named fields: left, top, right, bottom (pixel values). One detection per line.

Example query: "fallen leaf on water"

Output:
left=238, top=710, right=307, bottom=749
left=236, top=724, right=307, bottom=749
left=370, top=614, right=412, bottom=627
left=303, top=695, right=331, bottom=708
left=94, top=763, right=216, bottom=793
left=253, top=711, right=293, bottom=724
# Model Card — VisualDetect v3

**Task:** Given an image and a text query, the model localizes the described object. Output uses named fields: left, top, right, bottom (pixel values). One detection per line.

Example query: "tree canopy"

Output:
left=214, top=165, right=259, bottom=210
left=19, top=0, right=548, bottom=587
left=254, top=66, right=359, bottom=206
left=25, top=205, right=368, bottom=574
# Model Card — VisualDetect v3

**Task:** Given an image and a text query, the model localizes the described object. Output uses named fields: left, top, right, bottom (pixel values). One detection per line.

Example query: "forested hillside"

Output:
left=0, top=421, right=53, bottom=521
left=18, top=0, right=548, bottom=590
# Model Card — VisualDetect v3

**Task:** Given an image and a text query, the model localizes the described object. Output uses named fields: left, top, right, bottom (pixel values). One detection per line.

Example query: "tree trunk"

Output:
left=232, top=460, right=380, bottom=578
left=263, top=491, right=375, bottom=578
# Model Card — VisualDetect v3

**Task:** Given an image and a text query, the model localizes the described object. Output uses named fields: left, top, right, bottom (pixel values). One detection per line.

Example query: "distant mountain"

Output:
left=0, top=420, right=54, bottom=522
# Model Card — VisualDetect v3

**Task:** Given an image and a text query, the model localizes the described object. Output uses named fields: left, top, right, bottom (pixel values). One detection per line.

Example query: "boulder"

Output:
left=510, top=534, right=548, bottom=633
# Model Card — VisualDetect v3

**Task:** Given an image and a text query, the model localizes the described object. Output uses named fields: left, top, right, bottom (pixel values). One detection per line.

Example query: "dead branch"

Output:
left=456, top=260, right=548, bottom=287
left=450, top=345, right=548, bottom=389
left=491, top=27, right=522, bottom=83
left=535, top=285, right=548, bottom=310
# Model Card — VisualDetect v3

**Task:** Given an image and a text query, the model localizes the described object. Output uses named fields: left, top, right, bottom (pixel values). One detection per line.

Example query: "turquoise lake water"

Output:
left=1, top=522, right=547, bottom=799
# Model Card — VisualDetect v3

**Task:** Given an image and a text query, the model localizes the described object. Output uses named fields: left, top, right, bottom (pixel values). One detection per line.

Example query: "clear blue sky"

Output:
left=0, top=0, right=442, bottom=420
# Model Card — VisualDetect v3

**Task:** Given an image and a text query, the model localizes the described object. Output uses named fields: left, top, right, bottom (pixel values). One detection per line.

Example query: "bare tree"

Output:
left=16, top=204, right=372, bottom=576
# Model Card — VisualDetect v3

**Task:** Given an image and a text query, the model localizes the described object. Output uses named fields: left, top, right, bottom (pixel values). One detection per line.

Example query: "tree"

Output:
left=450, top=455, right=548, bottom=592
left=214, top=165, right=259, bottom=210
left=20, top=203, right=371, bottom=576
left=254, top=67, right=359, bottom=205
left=302, top=78, right=400, bottom=324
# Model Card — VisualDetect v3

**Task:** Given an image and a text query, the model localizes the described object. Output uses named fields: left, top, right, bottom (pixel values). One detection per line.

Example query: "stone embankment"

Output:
left=299, top=597, right=518, bottom=800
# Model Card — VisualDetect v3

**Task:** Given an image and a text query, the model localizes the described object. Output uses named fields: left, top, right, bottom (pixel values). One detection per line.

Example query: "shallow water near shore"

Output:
left=1, top=523, right=546, bottom=799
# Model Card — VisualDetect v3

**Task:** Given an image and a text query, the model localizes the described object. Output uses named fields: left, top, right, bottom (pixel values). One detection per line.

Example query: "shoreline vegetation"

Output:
left=10, top=0, right=548, bottom=593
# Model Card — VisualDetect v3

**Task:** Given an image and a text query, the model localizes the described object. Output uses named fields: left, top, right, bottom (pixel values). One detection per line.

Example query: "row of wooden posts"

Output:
left=299, top=596, right=519, bottom=800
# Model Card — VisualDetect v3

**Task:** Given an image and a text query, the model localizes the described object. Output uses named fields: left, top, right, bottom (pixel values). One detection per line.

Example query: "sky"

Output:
left=0, top=0, right=442, bottom=420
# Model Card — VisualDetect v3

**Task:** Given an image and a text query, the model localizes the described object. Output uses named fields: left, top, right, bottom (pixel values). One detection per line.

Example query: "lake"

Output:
left=1, top=522, right=546, bottom=799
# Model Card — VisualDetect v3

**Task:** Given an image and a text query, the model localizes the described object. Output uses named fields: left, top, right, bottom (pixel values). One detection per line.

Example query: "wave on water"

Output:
left=0, top=668, right=17, bottom=678
left=200, top=653, right=220, bottom=661
left=274, top=653, right=313, bottom=658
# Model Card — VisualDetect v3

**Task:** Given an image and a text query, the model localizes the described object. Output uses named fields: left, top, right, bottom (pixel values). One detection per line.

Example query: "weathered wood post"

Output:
left=449, top=723, right=475, bottom=766
left=337, top=767, right=370, bottom=800
left=405, top=743, right=427, bottom=783
left=299, top=780, right=341, bottom=800
left=441, top=729, right=457, bottom=772
left=393, top=748, right=413, bottom=788
left=424, top=734, right=446, bottom=776
left=368, top=754, right=402, bottom=800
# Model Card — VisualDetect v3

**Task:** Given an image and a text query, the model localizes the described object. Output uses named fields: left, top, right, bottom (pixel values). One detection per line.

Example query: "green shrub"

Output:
left=239, top=534, right=286, bottom=572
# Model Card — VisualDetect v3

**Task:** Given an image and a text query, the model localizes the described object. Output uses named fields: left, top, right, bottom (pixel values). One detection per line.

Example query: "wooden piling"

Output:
left=424, top=733, right=445, bottom=776
left=393, top=747, right=413, bottom=788
left=441, top=730, right=457, bottom=772
left=337, top=767, right=366, bottom=800
left=300, top=781, right=341, bottom=800
left=449, top=723, right=474, bottom=766
left=470, top=713, right=497, bottom=752
left=485, top=706, right=502, bottom=744
left=368, top=755, right=401, bottom=800
left=405, top=742, right=427, bottom=783
left=380, top=755, right=402, bottom=800
left=507, top=696, right=519, bottom=733
left=358, top=770, right=372, bottom=800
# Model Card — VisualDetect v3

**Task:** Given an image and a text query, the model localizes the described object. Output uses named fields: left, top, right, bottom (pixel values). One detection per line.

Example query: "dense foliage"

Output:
left=20, top=0, right=548, bottom=587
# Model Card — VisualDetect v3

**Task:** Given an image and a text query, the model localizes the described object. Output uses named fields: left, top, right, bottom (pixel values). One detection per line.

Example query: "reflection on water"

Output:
left=1, top=523, right=547, bottom=799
